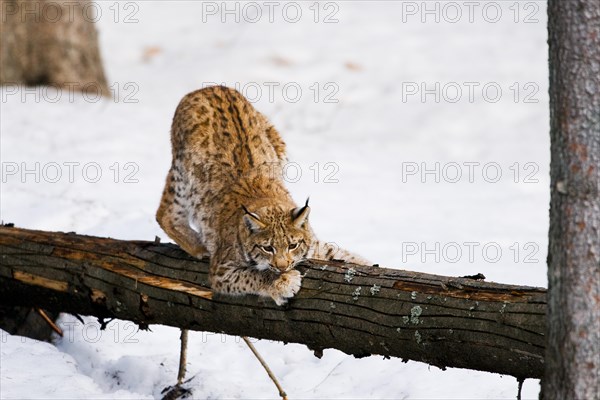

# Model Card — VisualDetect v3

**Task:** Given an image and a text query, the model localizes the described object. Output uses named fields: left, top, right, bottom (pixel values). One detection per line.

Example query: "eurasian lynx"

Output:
left=157, top=86, right=368, bottom=305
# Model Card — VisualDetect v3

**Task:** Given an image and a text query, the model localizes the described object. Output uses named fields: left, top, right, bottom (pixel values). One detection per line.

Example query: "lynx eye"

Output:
left=260, top=245, right=275, bottom=254
left=288, top=242, right=299, bottom=250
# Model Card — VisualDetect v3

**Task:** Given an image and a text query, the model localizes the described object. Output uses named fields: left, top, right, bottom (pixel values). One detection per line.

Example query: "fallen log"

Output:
left=0, top=226, right=546, bottom=379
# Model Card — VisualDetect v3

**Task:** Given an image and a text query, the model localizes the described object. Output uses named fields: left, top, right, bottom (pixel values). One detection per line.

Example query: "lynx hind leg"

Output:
left=210, top=263, right=302, bottom=306
left=312, top=241, right=371, bottom=265
left=156, top=167, right=208, bottom=258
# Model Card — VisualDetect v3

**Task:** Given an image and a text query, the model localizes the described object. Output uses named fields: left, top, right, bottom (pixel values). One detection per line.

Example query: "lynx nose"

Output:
left=274, top=258, right=290, bottom=271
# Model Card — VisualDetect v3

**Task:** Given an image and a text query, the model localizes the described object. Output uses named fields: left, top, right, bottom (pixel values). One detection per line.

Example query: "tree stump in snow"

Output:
left=0, top=0, right=108, bottom=95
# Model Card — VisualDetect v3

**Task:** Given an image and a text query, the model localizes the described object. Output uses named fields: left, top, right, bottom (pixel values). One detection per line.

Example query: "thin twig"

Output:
left=242, top=336, right=288, bottom=400
left=177, top=329, right=189, bottom=385
left=516, top=377, right=524, bottom=400
left=35, top=308, right=63, bottom=337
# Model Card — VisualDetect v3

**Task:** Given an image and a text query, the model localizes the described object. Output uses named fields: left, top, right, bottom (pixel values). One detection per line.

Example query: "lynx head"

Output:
left=239, top=199, right=313, bottom=273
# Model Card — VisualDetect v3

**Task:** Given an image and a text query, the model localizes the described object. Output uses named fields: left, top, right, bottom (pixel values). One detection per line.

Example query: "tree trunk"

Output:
left=0, top=226, right=546, bottom=379
left=0, top=0, right=108, bottom=94
left=545, top=0, right=600, bottom=398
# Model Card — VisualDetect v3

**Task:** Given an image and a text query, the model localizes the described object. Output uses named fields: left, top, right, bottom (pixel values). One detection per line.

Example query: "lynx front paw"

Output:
left=269, top=269, right=302, bottom=306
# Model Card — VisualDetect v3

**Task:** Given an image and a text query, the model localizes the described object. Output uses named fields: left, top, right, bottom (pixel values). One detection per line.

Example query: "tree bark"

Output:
left=545, top=1, right=600, bottom=399
left=0, top=0, right=108, bottom=94
left=0, top=226, right=546, bottom=379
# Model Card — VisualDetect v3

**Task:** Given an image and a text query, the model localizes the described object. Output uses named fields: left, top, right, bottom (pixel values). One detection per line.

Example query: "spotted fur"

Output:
left=157, top=86, right=368, bottom=305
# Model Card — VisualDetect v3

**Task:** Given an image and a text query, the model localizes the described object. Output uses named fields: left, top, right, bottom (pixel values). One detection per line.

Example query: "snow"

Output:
left=1, top=1, right=548, bottom=398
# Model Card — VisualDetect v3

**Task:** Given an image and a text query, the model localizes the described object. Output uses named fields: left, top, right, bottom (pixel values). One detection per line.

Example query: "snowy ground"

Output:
left=1, top=1, right=549, bottom=398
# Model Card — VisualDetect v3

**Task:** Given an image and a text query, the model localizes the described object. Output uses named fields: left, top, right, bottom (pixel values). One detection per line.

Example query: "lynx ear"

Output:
left=242, top=205, right=265, bottom=232
left=291, top=198, right=310, bottom=228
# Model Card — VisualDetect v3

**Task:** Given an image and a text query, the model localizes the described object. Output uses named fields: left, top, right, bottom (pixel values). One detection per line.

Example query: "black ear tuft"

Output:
left=242, top=205, right=265, bottom=232
left=291, top=198, right=310, bottom=219
left=291, top=198, right=311, bottom=228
